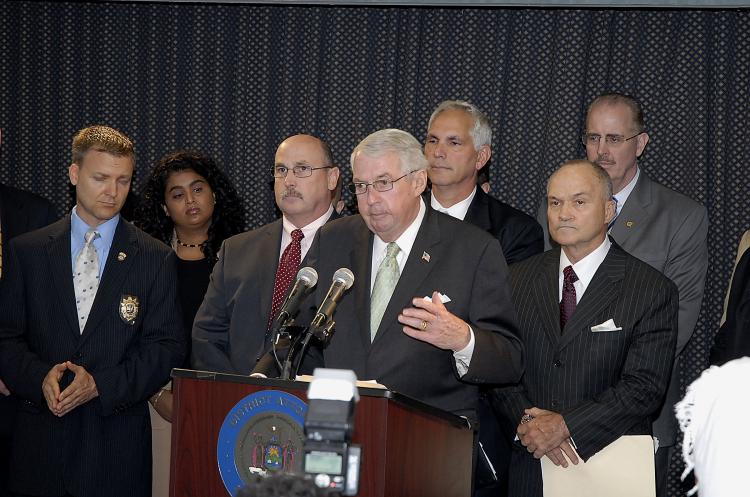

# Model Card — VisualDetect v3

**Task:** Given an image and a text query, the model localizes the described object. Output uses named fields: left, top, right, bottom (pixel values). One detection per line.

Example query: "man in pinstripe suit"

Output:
left=494, top=160, right=678, bottom=497
left=0, top=126, right=184, bottom=497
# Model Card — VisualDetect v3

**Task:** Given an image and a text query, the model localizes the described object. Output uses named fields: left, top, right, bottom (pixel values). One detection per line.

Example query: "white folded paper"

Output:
left=541, top=435, right=655, bottom=497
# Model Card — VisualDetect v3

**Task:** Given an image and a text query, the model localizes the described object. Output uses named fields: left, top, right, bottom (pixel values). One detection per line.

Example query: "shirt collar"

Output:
left=71, top=206, right=119, bottom=247
left=430, top=186, right=477, bottom=221
left=559, top=236, right=611, bottom=294
left=282, top=204, right=334, bottom=239
left=373, top=198, right=426, bottom=264
left=613, top=167, right=640, bottom=215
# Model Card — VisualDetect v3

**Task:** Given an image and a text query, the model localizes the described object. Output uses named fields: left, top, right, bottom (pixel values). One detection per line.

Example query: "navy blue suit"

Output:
left=0, top=217, right=184, bottom=497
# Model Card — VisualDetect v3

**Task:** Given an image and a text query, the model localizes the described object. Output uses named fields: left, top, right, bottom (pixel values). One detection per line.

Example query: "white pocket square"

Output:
left=591, top=319, right=622, bottom=332
left=423, top=293, right=451, bottom=304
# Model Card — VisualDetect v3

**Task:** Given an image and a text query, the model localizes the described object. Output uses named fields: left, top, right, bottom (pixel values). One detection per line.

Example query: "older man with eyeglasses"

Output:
left=293, top=128, right=523, bottom=426
left=537, top=93, right=708, bottom=497
left=192, top=134, right=341, bottom=375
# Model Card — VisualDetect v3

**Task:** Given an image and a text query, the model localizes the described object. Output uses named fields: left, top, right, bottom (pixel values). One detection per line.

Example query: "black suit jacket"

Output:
left=0, top=184, right=57, bottom=494
left=711, top=248, right=750, bottom=365
left=0, top=183, right=57, bottom=282
left=0, top=217, right=185, bottom=497
left=192, top=213, right=339, bottom=374
left=494, top=242, right=678, bottom=497
left=463, top=188, right=543, bottom=265
left=303, top=208, right=524, bottom=420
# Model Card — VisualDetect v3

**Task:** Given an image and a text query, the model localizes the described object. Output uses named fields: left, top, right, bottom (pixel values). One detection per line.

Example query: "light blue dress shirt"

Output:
left=70, top=206, right=120, bottom=280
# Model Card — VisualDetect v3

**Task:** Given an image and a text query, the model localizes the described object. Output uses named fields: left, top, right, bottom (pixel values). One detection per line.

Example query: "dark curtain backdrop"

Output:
left=2, top=1, right=748, bottom=493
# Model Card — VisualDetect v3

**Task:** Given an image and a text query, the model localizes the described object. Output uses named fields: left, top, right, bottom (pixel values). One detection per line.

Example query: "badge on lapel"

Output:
left=119, top=295, right=139, bottom=325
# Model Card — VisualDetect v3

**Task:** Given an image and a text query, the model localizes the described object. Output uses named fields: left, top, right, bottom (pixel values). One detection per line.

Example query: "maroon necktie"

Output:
left=560, top=265, right=579, bottom=331
left=268, top=229, right=304, bottom=330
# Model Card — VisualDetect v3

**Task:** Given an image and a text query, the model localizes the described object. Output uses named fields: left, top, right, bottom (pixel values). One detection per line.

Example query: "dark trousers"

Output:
left=0, top=396, right=16, bottom=497
left=655, top=444, right=672, bottom=497
left=474, top=392, right=512, bottom=497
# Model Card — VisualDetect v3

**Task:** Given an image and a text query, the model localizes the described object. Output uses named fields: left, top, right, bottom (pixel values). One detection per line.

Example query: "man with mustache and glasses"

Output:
left=537, top=93, right=708, bottom=497
left=192, top=135, right=341, bottom=375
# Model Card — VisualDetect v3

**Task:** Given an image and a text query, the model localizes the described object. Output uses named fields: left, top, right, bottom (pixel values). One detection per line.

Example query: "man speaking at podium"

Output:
left=298, top=128, right=523, bottom=421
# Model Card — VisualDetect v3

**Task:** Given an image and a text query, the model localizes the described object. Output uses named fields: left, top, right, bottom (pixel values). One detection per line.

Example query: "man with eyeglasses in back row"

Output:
left=192, top=134, right=341, bottom=375
left=536, top=93, right=708, bottom=496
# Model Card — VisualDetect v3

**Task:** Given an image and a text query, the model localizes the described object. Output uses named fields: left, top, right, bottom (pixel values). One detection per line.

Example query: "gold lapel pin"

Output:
left=626, top=221, right=634, bottom=228
left=117, top=252, right=127, bottom=261
left=422, top=251, right=431, bottom=262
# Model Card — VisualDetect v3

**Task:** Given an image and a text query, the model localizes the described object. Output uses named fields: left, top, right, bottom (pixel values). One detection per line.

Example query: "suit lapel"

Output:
left=610, top=172, right=652, bottom=247
left=46, top=218, right=80, bottom=338
left=531, top=249, right=563, bottom=345
left=79, top=219, right=139, bottom=344
left=372, top=209, right=440, bottom=344
left=463, top=189, right=491, bottom=231
left=558, top=242, right=626, bottom=351
left=260, top=220, right=284, bottom=328
left=348, top=221, right=375, bottom=350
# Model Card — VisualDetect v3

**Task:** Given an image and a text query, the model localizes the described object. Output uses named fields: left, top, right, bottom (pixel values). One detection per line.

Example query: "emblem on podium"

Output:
left=217, top=390, right=307, bottom=495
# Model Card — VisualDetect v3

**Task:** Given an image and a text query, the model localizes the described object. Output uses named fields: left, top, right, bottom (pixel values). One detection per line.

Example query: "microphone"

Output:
left=275, top=267, right=318, bottom=329
left=310, top=268, right=355, bottom=331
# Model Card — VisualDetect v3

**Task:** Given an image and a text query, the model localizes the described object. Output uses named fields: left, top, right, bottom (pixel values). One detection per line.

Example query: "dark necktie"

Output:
left=560, top=265, right=579, bottom=331
left=268, top=228, right=304, bottom=330
left=608, top=197, right=619, bottom=231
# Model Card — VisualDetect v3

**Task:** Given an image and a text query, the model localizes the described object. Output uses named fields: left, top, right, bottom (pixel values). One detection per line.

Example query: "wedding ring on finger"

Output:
left=420, top=320, right=428, bottom=331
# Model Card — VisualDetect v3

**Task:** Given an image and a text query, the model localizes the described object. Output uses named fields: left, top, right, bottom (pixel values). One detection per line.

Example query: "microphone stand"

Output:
left=280, top=327, right=307, bottom=380
left=280, top=320, right=336, bottom=380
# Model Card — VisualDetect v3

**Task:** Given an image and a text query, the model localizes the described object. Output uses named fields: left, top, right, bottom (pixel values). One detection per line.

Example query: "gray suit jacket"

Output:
left=192, top=219, right=284, bottom=374
left=537, top=170, right=708, bottom=445
left=494, top=243, right=678, bottom=497
left=192, top=213, right=339, bottom=374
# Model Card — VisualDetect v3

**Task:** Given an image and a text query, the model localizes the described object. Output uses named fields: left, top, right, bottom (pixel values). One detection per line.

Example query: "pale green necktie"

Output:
left=370, top=242, right=401, bottom=341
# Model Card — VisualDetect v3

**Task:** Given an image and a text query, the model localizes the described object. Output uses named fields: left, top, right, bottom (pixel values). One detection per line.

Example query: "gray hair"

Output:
left=350, top=128, right=429, bottom=174
left=547, top=159, right=613, bottom=202
left=428, top=100, right=492, bottom=150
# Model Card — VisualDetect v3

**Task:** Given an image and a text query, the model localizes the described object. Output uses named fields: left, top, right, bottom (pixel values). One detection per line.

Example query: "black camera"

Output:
left=303, top=369, right=362, bottom=496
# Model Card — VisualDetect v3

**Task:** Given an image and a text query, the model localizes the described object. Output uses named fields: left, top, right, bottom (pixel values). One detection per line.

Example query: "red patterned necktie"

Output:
left=560, top=265, right=579, bottom=332
left=268, top=229, right=304, bottom=330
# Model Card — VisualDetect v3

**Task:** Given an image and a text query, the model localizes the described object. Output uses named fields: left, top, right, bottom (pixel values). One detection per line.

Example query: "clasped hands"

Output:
left=42, top=361, right=98, bottom=417
left=516, top=407, right=579, bottom=468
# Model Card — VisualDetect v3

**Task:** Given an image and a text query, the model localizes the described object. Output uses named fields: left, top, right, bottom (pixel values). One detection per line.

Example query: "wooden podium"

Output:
left=170, top=369, right=473, bottom=497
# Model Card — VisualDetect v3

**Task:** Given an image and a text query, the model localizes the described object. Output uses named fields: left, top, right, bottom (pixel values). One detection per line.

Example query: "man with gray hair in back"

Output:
left=426, top=100, right=544, bottom=495
left=300, top=128, right=523, bottom=425
left=425, top=100, right=543, bottom=266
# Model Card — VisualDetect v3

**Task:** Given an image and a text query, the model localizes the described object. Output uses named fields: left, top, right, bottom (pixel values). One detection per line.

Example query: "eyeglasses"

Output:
left=581, top=132, right=642, bottom=147
left=348, top=171, right=415, bottom=195
left=272, top=164, right=334, bottom=178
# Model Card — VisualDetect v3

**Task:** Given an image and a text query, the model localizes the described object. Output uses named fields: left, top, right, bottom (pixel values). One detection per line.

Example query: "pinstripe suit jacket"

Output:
left=538, top=171, right=708, bottom=445
left=494, top=242, right=678, bottom=497
left=0, top=217, right=185, bottom=497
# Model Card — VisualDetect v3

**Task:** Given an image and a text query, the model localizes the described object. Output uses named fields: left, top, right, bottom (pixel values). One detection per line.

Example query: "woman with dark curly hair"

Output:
left=135, top=150, right=244, bottom=497
left=134, top=151, right=243, bottom=406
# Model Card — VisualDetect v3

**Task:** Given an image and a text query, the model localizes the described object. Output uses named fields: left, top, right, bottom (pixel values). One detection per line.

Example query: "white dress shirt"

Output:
left=279, top=205, right=334, bottom=262
left=430, top=186, right=477, bottom=221
left=558, top=237, right=612, bottom=303
left=613, top=167, right=640, bottom=217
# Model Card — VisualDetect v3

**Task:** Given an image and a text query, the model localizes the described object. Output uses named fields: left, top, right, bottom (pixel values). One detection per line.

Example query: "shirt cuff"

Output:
left=453, top=325, right=475, bottom=376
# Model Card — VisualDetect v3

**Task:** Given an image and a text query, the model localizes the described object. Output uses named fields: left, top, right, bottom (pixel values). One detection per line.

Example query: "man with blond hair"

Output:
left=0, top=125, right=184, bottom=497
